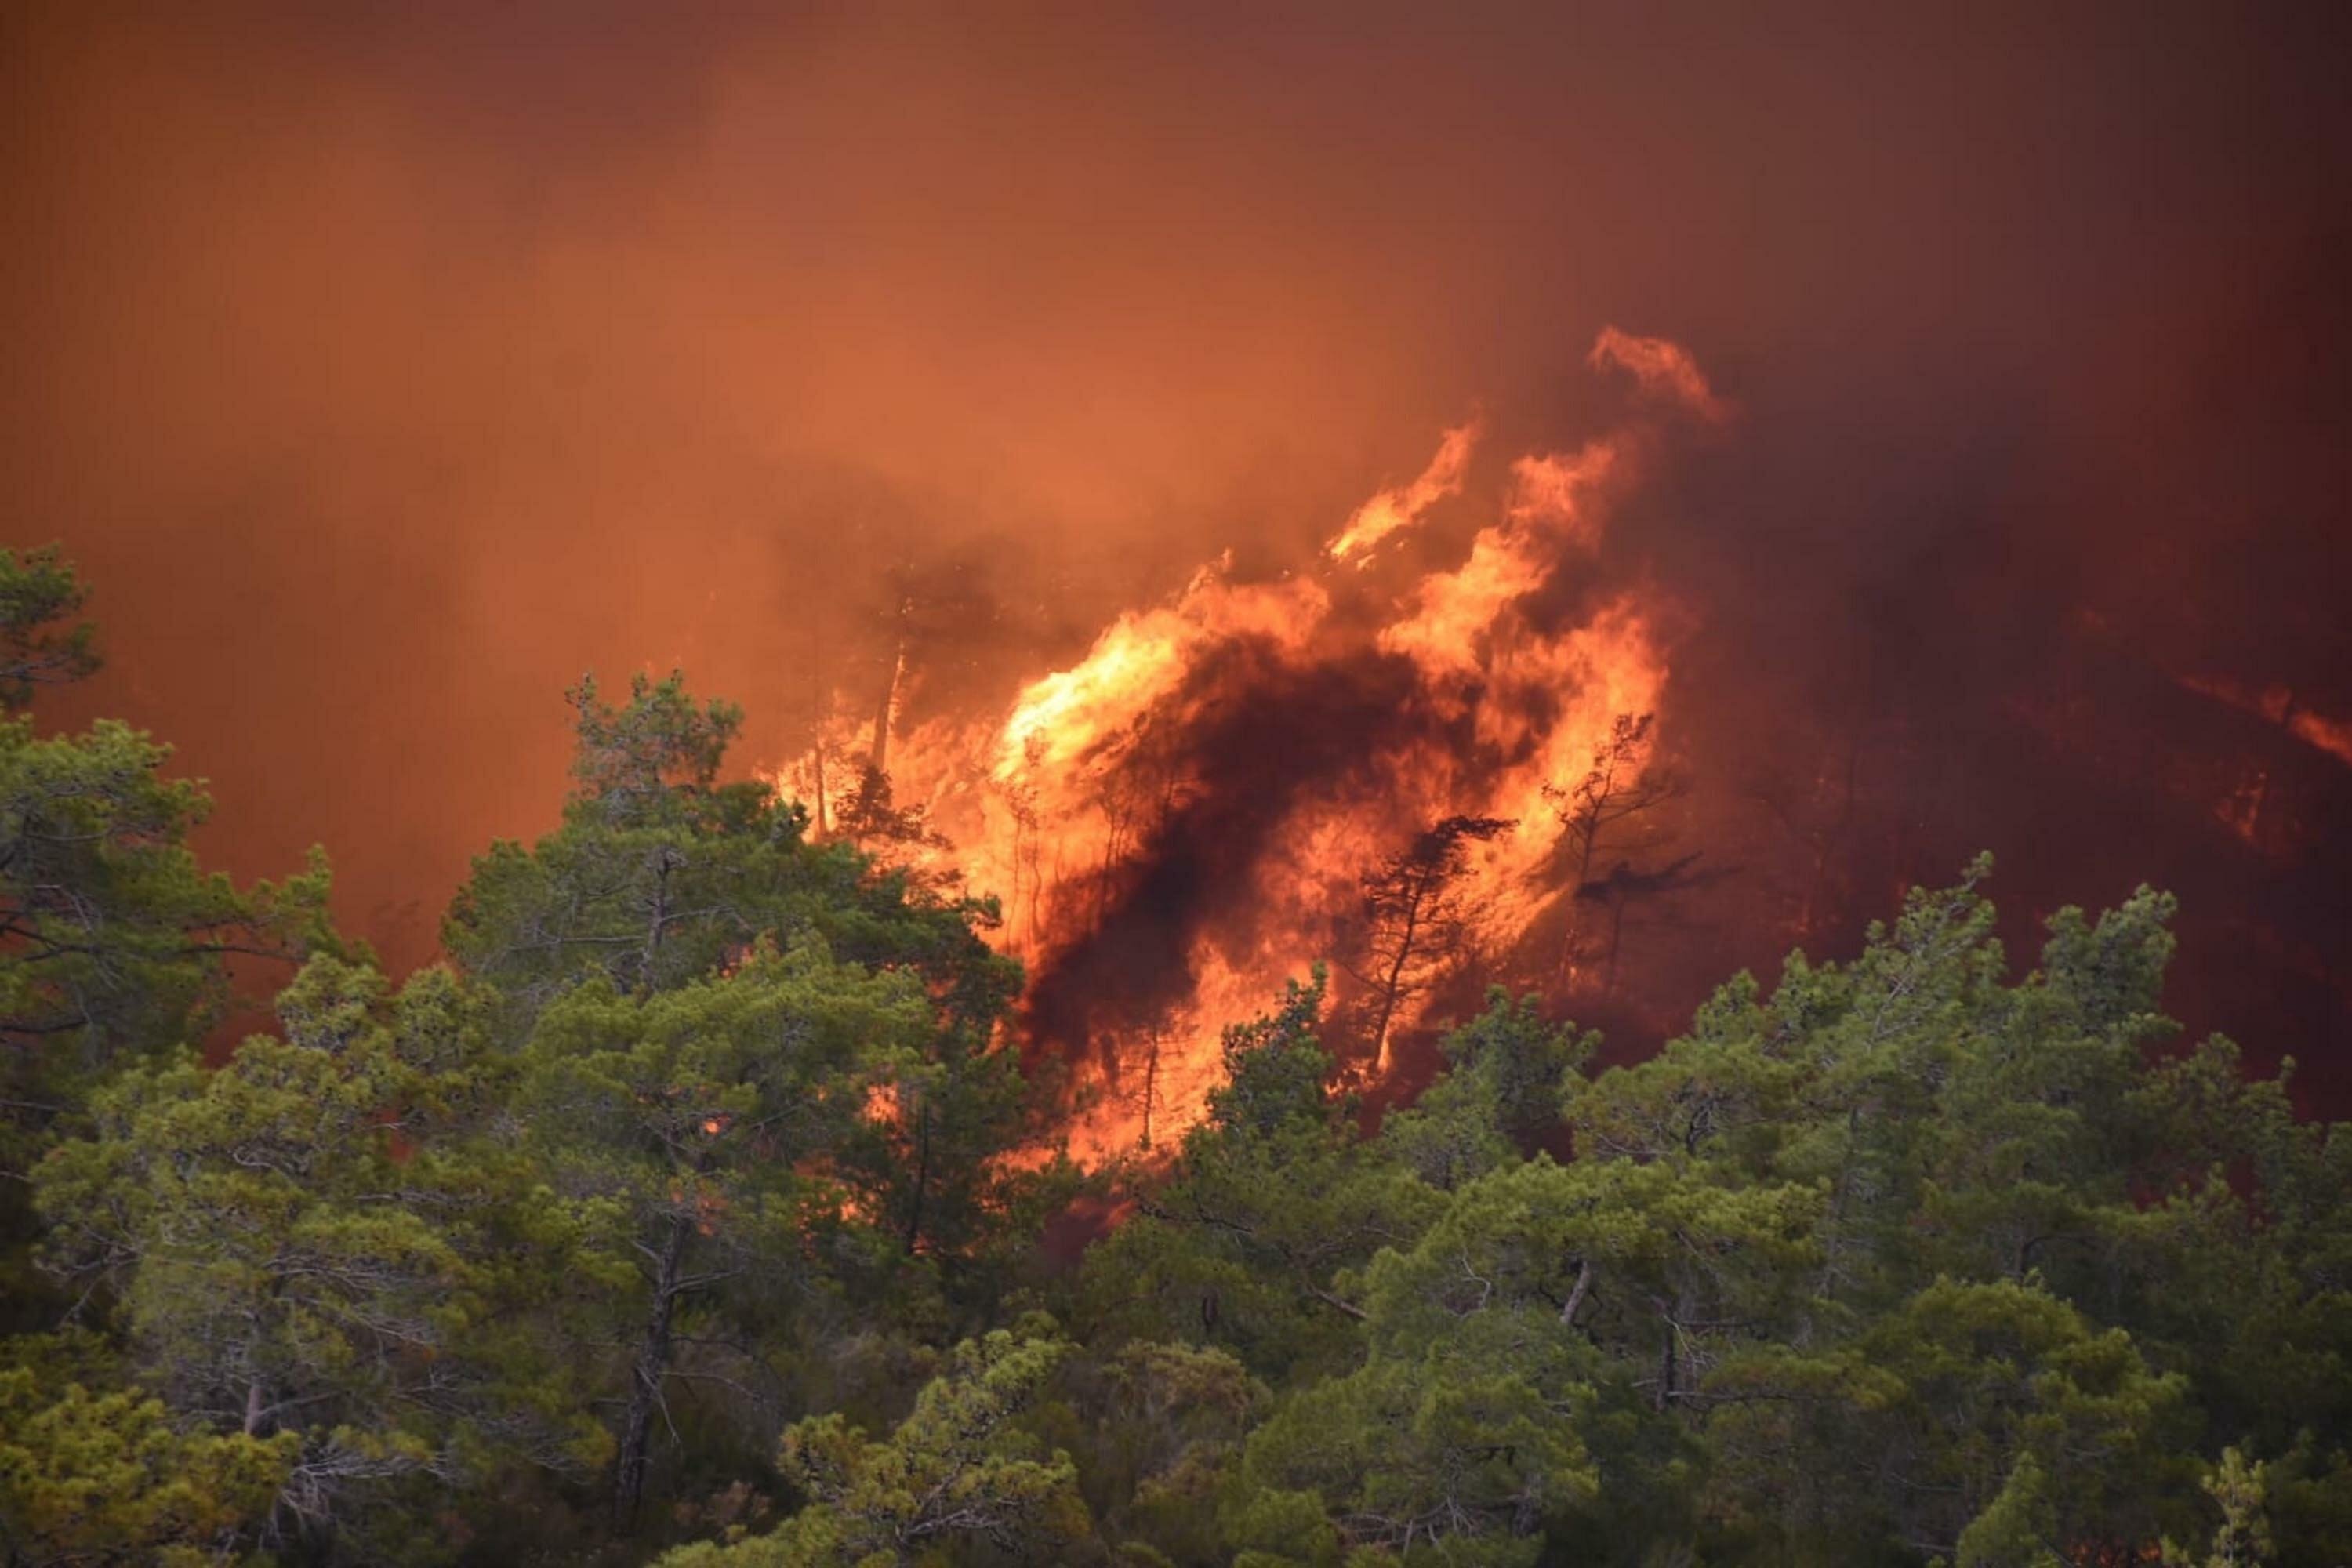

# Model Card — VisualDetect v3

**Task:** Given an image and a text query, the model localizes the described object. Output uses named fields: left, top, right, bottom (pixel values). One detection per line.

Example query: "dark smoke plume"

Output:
left=5, top=5, right=2347, bottom=1103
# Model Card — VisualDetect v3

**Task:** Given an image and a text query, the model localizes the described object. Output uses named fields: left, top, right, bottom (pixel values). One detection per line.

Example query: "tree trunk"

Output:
left=637, top=847, right=680, bottom=989
left=808, top=655, right=832, bottom=840
left=812, top=735, right=829, bottom=840
left=902, top=1099, right=931, bottom=1255
left=1559, top=1257, right=1592, bottom=1327
left=870, top=632, right=906, bottom=781
left=1369, top=884, right=1426, bottom=1076
left=1602, top=895, right=1627, bottom=995
left=613, top=1213, right=693, bottom=1526
left=1141, top=1029, right=1161, bottom=1152
left=1559, top=757, right=1613, bottom=981
left=1654, top=1309, right=1677, bottom=1412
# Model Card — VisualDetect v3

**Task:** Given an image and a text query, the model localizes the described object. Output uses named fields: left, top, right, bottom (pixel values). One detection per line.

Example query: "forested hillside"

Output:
left=2, top=548, right=2345, bottom=1567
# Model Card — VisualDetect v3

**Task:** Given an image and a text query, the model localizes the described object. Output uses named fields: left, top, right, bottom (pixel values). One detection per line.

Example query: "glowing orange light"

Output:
left=772, top=329, right=1715, bottom=1163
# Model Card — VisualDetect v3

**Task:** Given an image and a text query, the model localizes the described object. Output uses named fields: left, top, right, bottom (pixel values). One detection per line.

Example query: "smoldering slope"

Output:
left=4, top=5, right=2347, bottom=1098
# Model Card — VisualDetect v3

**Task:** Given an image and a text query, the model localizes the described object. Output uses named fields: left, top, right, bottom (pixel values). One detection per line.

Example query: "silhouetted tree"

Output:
left=1573, top=850, right=1709, bottom=995
left=833, top=759, right=946, bottom=855
left=0, top=547, right=332, bottom=1321
left=1352, top=815, right=1512, bottom=1074
left=1544, top=713, right=1682, bottom=989
left=1744, top=666, right=1878, bottom=942
left=0, top=546, right=100, bottom=705
left=1547, top=716, right=1675, bottom=887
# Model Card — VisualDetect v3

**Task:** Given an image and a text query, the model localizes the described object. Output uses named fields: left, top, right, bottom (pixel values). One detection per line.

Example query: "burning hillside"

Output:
left=9, top=10, right=2352, bottom=1561
left=772, top=330, right=1719, bottom=1157
left=758, top=301, right=2352, bottom=1146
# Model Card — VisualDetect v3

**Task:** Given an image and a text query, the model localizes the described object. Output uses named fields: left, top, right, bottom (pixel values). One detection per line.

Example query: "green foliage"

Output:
left=1079, top=970, right=1444, bottom=1378
left=437, top=668, right=1054, bottom=1534
left=1084, top=1341, right=1265, bottom=1562
left=0, top=544, right=100, bottom=706
left=0, top=718, right=332, bottom=1152
left=445, top=669, right=1046, bottom=1293
left=518, top=936, right=933, bottom=1264
left=656, top=1330, right=1089, bottom=1567
left=0, top=1345, right=296, bottom=1566
left=444, top=671, right=1016, bottom=1034
left=30, top=956, right=593, bottom=1559
left=1857, top=1279, right=2183, bottom=1560
left=5, top=546, right=2347, bottom=1568
left=1375, top=989, right=1592, bottom=1190
left=1237, top=1351, right=1592, bottom=1566
left=0, top=545, right=333, bottom=1336
left=0, top=543, right=329, bottom=1098
left=2163, top=1446, right=2274, bottom=1568
left=1080, top=862, right=2350, bottom=1566
left=519, top=935, right=942, bottom=1519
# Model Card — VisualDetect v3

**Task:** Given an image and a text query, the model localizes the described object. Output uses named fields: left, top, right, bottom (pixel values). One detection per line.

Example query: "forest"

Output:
left=1, top=543, right=2346, bottom=1568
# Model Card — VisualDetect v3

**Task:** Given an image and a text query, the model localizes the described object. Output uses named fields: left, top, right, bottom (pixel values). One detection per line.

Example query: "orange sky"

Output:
left=4, top=4, right=2347, bottom=1089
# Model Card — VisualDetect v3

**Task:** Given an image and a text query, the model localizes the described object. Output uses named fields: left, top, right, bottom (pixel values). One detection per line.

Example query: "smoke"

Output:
left=5, top=5, right=2347, bottom=1105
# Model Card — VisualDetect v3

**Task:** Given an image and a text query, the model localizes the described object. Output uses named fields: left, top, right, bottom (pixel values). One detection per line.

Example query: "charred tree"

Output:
left=1138, top=1021, right=1166, bottom=1152
left=613, top=1204, right=699, bottom=1526
left=1544, top=713, right=1681, bottom=985
left=996, top=748, right=1047, bottom=947
left=1351, top=815, right=1513, bottom=1075
left=834, top=762, right=953, bottom=873
left=1573, top=851, right=1709, bottom=995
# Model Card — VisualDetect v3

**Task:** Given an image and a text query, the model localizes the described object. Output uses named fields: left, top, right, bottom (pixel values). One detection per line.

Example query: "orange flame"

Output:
left=1589, top=326, right=1731, bottom=423
left=2180, top=673, right=2352, bottom=770
left=1327, top=420, right=1481, bottom=566
left=776, top=329, right=1712, bottom=1163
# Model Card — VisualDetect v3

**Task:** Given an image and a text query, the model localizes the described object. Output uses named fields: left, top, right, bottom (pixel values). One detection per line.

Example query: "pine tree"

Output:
left=1350, top=815, right=1512, bottom=1074
left=655, top=1330, right=1091, bottom=1567
left=32, top=955, right=594, bottom=1559
left=517, top=938, right=935, bottom=1526
left=446, top=670, right=1042, bottom=1529
left=0, top=545, right=331, bottom=1325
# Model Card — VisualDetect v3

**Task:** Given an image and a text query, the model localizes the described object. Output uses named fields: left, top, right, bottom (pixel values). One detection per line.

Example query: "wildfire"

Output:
left=1326, top=420, right=1480, bottom=566
left=778, top=329, right=1720, bottom=1163
left=2180, top=673, right=2352, bottom=771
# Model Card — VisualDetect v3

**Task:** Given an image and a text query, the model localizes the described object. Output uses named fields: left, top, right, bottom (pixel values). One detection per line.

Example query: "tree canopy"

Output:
left=2, top=546, right=2345, bottom=1568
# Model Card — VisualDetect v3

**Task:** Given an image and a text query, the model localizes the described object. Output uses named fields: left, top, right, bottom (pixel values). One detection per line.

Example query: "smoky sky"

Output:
left=5, top=5, right=2348, bottom=1088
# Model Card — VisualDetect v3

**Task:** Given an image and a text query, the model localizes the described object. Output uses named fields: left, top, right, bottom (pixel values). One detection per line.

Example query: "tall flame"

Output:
left=779, top=329, right=1719, bottom=1162
left=1327, top=420, right=1480, bottom=566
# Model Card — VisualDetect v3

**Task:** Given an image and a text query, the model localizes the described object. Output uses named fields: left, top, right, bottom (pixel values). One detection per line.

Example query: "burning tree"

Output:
left=833, top=759, right=949, bottom=859
left=1089, top=713, right=1192, bottom=927
left=1545, top=713, right=1678, bottom=892
left=444, top=672, right=1036, bottom=1526
left=760, top=368, right=1700, bottom=1157
left=1544, top=712, right=1682, bottom=989
left=993, top=739, right=1049, bottom=948
left=1572, top=851, right=1711, bottom=996
left=778, top=549, right=1003, bottom=846
left=1349, top=815, right=1513, bottom=1075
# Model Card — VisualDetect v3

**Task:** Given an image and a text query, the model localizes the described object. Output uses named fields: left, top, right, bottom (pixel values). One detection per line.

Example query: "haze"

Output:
left=5, top=4, right=2346, bottom=1091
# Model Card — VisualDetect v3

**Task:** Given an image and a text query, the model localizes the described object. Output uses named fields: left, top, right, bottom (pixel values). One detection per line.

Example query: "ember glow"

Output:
left=2179, top=675, right=2352, bottom=774
left=11, top=13, right=2352, bottom=1562
left=12, top=6, right=2349, bottom=1114
left=773, top=332, right=1715, bottom=1157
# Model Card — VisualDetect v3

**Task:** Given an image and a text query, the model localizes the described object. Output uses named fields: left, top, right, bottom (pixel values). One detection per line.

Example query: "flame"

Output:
left=1327, top=420, right=1480, bottom=565
left=1378, top=441, right=1621, bottom=674
left=1588, top=326, right=1731, bottom=423
left=776, top=329, right=1710, bottom=1163
left=2180, top=673, right=2352, bottom=770
left=996, top=562, right=1331, bottom=782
